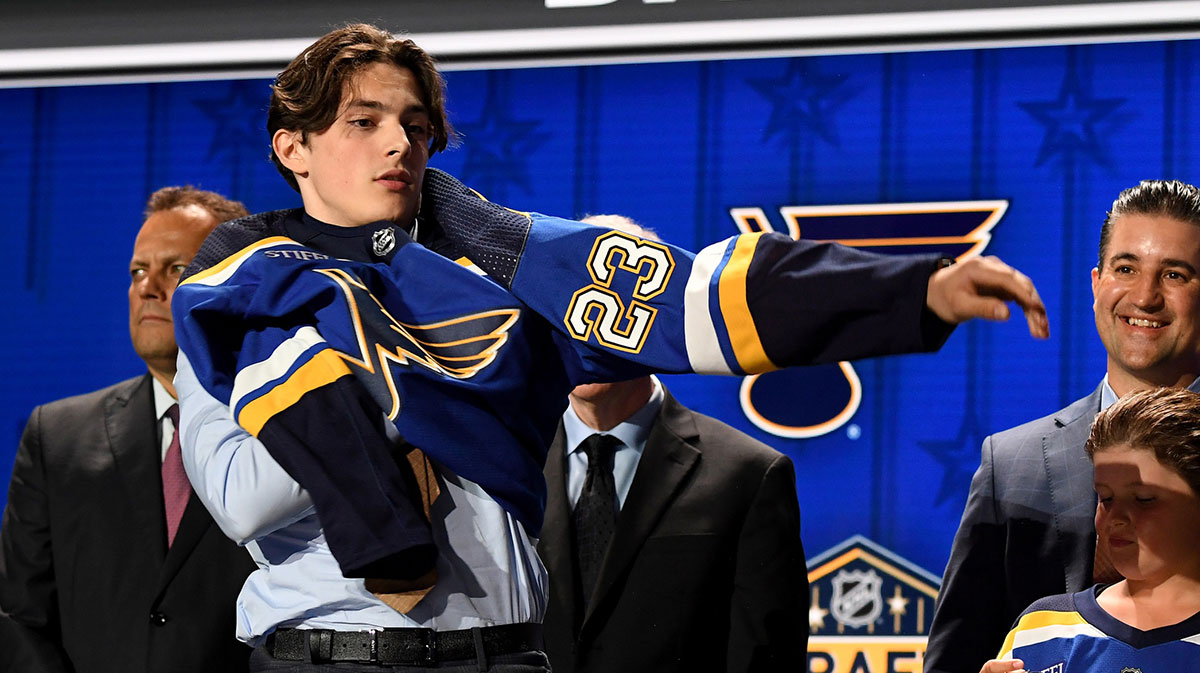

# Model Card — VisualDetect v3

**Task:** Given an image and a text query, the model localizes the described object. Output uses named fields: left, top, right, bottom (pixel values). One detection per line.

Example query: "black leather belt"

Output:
left=266, top=623, right=542, bottom=665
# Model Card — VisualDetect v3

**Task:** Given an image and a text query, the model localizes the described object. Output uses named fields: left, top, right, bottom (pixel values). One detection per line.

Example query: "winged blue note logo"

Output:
left=729, top=200, right=1008, bottom=438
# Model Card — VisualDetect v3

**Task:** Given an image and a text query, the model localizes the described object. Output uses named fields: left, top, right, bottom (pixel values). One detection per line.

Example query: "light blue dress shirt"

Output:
left=1100, top=375, right=1118, bottom=412
left=560, top=376, right=664, bottom=511
left=174, top=352, right=546, bottom=646
left=1097, top=374, right=1200, bottom=410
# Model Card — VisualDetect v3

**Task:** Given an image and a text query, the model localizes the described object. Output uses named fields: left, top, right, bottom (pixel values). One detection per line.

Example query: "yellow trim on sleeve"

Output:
left=717, top=233, right=777, bottom=374
left=237, top=348, right=354, bottom=436
left=997, top=609, right=1088, bottom=659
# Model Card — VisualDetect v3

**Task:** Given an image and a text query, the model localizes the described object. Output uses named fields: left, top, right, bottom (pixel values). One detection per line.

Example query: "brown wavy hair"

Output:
left=267, top=23, right=456, bottom=192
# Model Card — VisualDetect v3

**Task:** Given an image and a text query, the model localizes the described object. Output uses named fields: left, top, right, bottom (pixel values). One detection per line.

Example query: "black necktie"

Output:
left=572, top=434, right=622, bottom=606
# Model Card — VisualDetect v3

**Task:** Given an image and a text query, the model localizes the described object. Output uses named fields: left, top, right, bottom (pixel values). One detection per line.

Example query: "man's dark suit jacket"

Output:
left=538, top=389, right=806, bottom=673
left=0, top=374, right=257, bottom=673
left=924, top=381, right=1178, bottom=673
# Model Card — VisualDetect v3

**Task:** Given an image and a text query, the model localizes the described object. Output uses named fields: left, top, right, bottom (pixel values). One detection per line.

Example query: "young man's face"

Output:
left=282, top=62, right=432, bottom=228
left=1093, top=444, right=1200, bottom=586
left=1092, top=213, right=1200, bottom=395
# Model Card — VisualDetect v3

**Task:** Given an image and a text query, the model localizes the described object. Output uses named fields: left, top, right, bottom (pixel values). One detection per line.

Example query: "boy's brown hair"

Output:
left=268, top=23, right=455, bottom=192
left=1086, top=387, right=1200, bottom=495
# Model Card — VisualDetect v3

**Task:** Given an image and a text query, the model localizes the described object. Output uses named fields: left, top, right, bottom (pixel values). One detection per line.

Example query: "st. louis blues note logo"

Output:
left=315, top=267, right=519, bottom=419
left=189, top=237, right=522, bottom=437
left=730, top=200, right=1007, bottom=438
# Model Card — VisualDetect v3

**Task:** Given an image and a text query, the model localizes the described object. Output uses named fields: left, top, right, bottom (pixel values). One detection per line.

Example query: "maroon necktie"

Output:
left=162, top=404, right=191, bottom=547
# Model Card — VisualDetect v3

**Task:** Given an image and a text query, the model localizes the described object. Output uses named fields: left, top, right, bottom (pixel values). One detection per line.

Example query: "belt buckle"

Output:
left=420, top=628, right=437, bottom=666
left=366, top=629, right=378, bottom=663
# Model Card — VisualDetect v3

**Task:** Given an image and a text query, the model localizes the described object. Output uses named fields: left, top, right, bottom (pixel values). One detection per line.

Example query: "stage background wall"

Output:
left=0, top=35, right=1195, bottom=612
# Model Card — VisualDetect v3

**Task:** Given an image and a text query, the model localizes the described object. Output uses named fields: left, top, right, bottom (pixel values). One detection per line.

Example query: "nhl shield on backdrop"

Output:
left=807, top=536, right=941, bottom=673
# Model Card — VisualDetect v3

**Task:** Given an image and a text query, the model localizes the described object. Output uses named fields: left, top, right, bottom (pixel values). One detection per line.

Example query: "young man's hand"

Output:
left=926, top=256, right=1049, bottom=339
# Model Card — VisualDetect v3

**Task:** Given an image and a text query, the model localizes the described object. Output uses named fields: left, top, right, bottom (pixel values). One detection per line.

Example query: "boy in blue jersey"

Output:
left=982, top=387, right=1200, bottom=673
left=173, top=23, right=1052, bottom=672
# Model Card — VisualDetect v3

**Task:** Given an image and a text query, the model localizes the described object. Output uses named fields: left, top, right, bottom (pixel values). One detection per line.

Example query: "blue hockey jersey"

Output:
left=997, top=586, right=1200, bottom=672
left=174, top=169, right=950, bottom=578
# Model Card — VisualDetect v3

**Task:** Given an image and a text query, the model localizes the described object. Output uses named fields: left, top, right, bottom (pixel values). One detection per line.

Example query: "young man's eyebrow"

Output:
left=343, top=99, right=384, bottom=112
left=344, top=99, right=428, bottom=114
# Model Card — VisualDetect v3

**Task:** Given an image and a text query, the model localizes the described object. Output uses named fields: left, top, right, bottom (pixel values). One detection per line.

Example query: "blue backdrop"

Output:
left=2, top=38, right=1196, bottom=582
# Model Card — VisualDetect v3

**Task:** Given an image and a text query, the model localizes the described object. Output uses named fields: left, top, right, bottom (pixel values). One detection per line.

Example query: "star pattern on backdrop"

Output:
left=194, top=80, right=270, bottom=162
left=747, top=60, right=854, bottom=148
left=809, top=595, right=830, bottom=633
left=918, top=406, right=988, bottom=506
left=1018, top=67, right=1127, bottom=167
left=455, top=82, right=551, bottom=198
left=886, top=585, right=909, bottom=617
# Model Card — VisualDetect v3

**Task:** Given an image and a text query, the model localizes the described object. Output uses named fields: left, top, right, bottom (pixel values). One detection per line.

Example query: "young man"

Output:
left=173, top=24, right=1050, bottom=672
left=0, top=187, right=256, bottom=673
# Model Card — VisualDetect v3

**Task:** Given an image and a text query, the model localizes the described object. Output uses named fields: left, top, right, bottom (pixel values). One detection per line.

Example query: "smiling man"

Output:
left=926, top=179, right=1200, bottom=673
left=1092, top=209, right=1200, bottom=393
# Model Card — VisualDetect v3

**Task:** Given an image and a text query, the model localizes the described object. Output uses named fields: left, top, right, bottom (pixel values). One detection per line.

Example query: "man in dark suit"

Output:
left=0, top=186, right=258, bottom=673
left=538, top=216, right=805, bottom=673
left=925, top=179, right=1200, bottom=673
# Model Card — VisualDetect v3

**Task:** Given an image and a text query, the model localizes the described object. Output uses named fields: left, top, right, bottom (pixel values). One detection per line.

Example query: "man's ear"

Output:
left=272, top=128, right=308, bottom=177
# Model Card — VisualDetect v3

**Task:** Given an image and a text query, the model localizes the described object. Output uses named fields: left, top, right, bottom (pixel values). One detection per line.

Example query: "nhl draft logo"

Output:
left=830, top=569, right=883, bottom=628
left=729, top=200, right=1007, bottom=439
left=371, top=227, right=397, bottom=257
left=807, top=535, right=940, bottom=673
left=1119, top=668, right=1142, bottom=673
